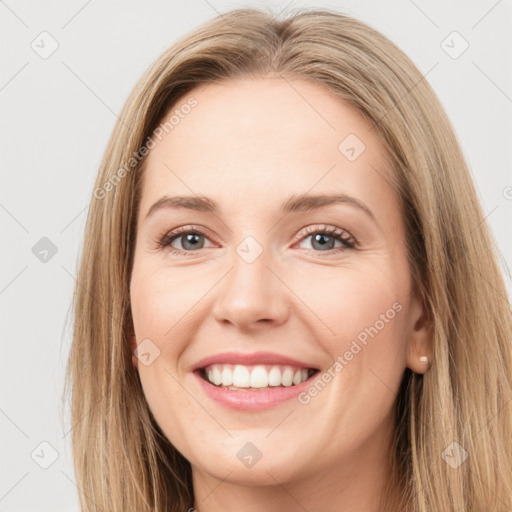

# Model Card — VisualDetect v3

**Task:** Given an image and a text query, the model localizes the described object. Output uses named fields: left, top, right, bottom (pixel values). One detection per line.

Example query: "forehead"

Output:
left=139, top=76, right=395, bottom=218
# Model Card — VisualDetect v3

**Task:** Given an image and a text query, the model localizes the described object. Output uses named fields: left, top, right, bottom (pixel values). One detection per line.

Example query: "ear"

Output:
left=406, top=287, right=433, bottom=374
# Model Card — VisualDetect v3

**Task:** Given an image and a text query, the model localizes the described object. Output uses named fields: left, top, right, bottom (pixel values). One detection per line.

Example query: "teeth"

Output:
left=268, top=366, right=282, bottom=386
left=232, top=365, right=250, bottom=387
left=203, top=364, right=314, bottom=389
left=281, top=367, right=293, bottom=386
left=250, top=365, right=268, bottom=388
left=212, top=366, right=222, bottom=386
left=221, top=366, right=233, bottom=386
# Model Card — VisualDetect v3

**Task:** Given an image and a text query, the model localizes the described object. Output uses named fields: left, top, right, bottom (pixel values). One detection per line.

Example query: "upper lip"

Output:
left=191, top=351, right=320, bottom=371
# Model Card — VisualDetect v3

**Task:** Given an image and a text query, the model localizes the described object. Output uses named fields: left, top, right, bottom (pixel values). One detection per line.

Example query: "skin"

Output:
left=129, top=76, right=432, bottom=512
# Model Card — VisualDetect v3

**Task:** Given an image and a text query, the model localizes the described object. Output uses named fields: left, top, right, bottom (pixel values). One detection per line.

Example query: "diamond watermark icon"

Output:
left=338, top=133, right=366, bottom=162
left=31, top=31, right=59, bottom=59
left=237, top=442, right=263, bottom=468
left=236, top=236, right=263, bottom=264
left=441, top=441, right=468, bottom=469
left=133, top=338, right=161, bottom=366
left=31, top=441, right=59, bottom=469
left=441, top=31, right=469, bottom=60
left=32, top=237, right=58, bottom=263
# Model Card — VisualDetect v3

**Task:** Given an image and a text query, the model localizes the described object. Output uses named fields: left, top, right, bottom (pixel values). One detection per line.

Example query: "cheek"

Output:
left=130, top=262, right=200, bottom=355
left=289, top=263, right=407, bottom=361
left=287, top=262, right=409, bottom=428
left=130, top=264, right=200, bottom=450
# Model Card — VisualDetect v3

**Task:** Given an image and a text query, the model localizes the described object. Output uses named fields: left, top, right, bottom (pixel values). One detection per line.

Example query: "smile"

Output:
left=199, top=363, right=318, bottom=390
left=190, top=351, right=321, bottom=410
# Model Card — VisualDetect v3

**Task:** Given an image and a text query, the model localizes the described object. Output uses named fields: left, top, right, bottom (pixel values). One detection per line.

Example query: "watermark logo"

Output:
left=298, top=301, right=403, bottom=405
left=32, top=237, right=58, bottom=263
left=31, top=31, right=59, bottom=59
left=338, top=133, right=366, bottom=162
left=440, top=31, right=469, bottom=60
left=441, top=441, right=468, bottom=469
left=93, top=97, right=198, bottom=200
left=236, top=236, right=264, bottom=264
left=133, top=338, right=161, bottom=366
left=31, top=441, right=59, bottom=469
left=236, top=442, right=263, bottom=468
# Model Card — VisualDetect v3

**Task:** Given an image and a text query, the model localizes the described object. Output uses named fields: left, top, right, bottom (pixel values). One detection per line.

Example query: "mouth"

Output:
left=195, top=364, right=320, bottom=391
left=190, top=351, right=323, bottom=410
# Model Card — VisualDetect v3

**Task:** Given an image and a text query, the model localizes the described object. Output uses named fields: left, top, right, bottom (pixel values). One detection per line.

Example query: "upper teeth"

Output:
left=204, top=364, right=313, bottom=388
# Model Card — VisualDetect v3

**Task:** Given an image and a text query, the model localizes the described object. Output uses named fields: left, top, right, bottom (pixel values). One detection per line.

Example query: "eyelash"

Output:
left=157, top=224, right=356, bottom=257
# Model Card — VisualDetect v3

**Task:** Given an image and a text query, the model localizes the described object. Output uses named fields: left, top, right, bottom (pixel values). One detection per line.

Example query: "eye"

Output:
left=156, top=224, right=356, bottom=256
left=294, top=225, right=355, bottom=254
left=157, top=225, right=214, bottom=255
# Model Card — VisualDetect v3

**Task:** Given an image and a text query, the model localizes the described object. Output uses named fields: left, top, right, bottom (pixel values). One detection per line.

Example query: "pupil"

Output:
left=180, top=233, right=336, bottom=251
left=313, top=234, right=334, bottom=250
left=183, top=233, right=203, bottom=250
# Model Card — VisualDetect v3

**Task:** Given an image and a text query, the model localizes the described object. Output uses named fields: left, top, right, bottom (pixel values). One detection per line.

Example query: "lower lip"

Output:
left=192, top=370, right=317, bottom=411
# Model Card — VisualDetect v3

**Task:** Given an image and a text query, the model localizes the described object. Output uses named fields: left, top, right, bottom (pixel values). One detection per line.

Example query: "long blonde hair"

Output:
left=63, top=7, right=512, bottom=511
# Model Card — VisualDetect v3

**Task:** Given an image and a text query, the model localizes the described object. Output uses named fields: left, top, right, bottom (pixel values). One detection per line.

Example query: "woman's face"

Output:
left=130, top=77, right=430, bottom=492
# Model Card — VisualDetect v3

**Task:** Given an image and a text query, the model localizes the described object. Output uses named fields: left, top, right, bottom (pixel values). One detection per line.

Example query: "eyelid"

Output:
left=158, top=224, right=217, bottom=249
left=292, top=224, right=355, bottom=245
left=157, top=223, right=357, bottom=255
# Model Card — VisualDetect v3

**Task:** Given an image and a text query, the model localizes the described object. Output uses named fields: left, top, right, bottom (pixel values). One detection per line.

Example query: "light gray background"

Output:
left=1, top=0, right=511, bottom=510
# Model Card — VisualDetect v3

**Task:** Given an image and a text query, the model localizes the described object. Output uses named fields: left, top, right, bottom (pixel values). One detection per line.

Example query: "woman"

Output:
left=64, top=7, right=512, bottom=511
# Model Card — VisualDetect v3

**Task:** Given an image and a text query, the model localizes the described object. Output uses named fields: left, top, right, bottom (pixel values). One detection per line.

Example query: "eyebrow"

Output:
left=145, top=193, right=376, bottom=222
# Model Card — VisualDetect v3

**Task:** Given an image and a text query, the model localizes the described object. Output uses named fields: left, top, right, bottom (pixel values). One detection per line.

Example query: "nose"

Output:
left=211, top=243, right=290, bottom=331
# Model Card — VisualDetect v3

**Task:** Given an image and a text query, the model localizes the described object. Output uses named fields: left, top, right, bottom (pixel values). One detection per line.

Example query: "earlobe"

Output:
left=407, top=338, right=434, bottom=375
left=409, top=354, right=433, bottom=374
left=406, top=288, right=434, bottom=374
left=418, top=355, right=433, bottom=372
